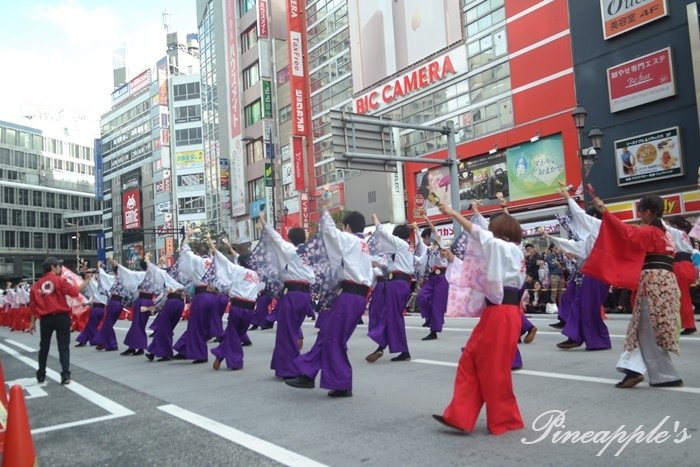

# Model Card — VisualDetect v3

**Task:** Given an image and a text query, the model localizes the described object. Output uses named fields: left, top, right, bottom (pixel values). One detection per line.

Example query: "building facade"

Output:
left=0, top=119, right=98, bottom=279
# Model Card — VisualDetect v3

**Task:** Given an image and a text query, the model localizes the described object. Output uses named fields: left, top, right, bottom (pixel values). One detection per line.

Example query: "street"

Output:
left=1, top=313, right=699, bottom=466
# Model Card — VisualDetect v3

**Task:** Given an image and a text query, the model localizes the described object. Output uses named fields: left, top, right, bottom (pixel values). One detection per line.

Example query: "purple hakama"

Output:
left=294, top=291, right=367, bottom=391
left=123, top=297, right=154, bottom=350
left=270, top=290, right=313, bottom=378
left=94, top=298, right=123, bottom=351
left=562, top=275, right=611, bottom=350
left=417, top=274, right=448, bottom=332
left=211, top=301, right=255, bottom=369
left=146, top=295, right=185, bottom=358
left=368, top=280, right=410, bottom=353
left=173, top=290, right=218, bottom=361
left=76, top=304, right=105, bottom=346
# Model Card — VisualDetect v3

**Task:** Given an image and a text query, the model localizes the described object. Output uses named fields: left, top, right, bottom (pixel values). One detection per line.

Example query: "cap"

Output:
left=42, top=257, right=64, bottom=268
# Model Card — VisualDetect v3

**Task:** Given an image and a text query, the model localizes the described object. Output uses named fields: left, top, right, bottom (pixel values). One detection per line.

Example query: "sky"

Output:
left=0, top=0, right=197, bottom=123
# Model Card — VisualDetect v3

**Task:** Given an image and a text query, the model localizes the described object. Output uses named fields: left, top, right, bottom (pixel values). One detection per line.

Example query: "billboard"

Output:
left=122, top=189, right=142, bottom=230
left=220, top=158, right=230, bottom=190
left=258, top=0, right=269, bottom=38
left=230, top=138, right=246, bottom=216
left=415, top=135, right=565, bottom=216
left=111, top=69, right=152, bottom=106
left=348, top=0, right=463, bottom=94
left=607, top=48, right=675, bottom=113
left=155, top=170, right=172, bottom=193
left=600, top=0, right=668, bottom=40
left=175, top=150, right=204, bottom=169
left=614, top=127, right=683, bottom=186
left=156, top=57, right=169, bottom=105
left=225, top=0, right=241, bottom=138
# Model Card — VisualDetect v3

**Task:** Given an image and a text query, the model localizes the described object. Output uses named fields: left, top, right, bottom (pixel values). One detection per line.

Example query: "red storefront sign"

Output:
left=299, top=192, right=309, bottom=230
left=600, top=0, right=668, bottom=40
left=122, top=189, right=141, bottom=230
left=292, top=135, right=305, bottom=191
left=607, top=47, right=675, bottom=113
left=287, top=0, right=307, bottom=136
left=225, top=0, right=241, bottom=138
left=257, top=0, right=269, bottom=38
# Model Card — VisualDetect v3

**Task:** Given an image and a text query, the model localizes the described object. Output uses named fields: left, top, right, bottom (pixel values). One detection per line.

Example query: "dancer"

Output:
left=211, top=239, right=263, bottom=370
left=415, top=215, right=449, bottom=341
left=365, top=214, right=414, bottom=362
left=432, top=201, right=525, bottom=435
left=94, top=259, right=140, bottom=352
left=665, top=216, right=696, bottom=335
left=249, top=213, right=316, bottom=377
left=172, top=229, right=222, bottom=363
left=143, top=260, right=185, bottom=361
left=75, top=266, right=108, bottom=347
left=584, top=194, right=682, bottom=388
left=121, top=255, right=159, bottom=356
left=542, top=185, right=611, bottom=351
left=285, top=205, right=373, bottom=397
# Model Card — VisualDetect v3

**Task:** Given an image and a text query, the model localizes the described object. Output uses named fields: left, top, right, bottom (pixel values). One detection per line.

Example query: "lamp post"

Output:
left=65, top=220, right=81, bottom=266
left=571, top=104, right=604, bottom=201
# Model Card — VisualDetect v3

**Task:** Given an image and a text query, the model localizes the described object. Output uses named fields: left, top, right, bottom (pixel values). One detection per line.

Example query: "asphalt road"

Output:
left=1, top=312, right=699, bottom=466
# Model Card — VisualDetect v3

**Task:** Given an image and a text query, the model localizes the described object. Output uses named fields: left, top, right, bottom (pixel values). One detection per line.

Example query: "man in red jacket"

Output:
left=30, top=257, right=89, bottom=385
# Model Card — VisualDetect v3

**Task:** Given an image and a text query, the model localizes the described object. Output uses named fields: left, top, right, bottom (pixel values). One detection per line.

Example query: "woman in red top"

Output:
left=591, top=195, right=682, bottom=388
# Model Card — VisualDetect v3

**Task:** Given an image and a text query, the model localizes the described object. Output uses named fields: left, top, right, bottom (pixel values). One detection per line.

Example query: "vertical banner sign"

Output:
left=300, top=192, right=309, bottom=230
left=265, top=163, right=274, bottom=187
left=292, top=136, right=305, bottom=190
left=96, top=231, right=106, bottom=262
left=262, top=80, right=273, bottom=118
left=94, top=138, right=103, bottom=201
left=287, top=0, right=307, bottom=136
left=225, top=0, right=241, bottom=138
left=258, top=0, right=269, bottom=38
left=226, top=0, right=246, bottom=216
left=122, top=189, right=142, bottom=229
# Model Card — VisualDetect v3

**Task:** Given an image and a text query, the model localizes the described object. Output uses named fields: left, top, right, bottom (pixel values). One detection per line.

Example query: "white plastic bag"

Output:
left=545, top=303, right=558, bottom=314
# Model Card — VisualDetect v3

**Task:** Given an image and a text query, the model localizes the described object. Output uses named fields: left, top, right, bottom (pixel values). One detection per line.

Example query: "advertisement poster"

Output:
left=122, top=189, right=142, bottom=230
left=347, top=0, right=463, bottom=93
left=505, top=134, right=565, bottom=201
left=614, top=127, right=682, bottom=186
left=600, top=0, right=668, bottom=40
left=607, top=48, right=675, bottom=113
left=175, top=150, right=204, bottom=169
left=220, top=158, right=230, bottom=190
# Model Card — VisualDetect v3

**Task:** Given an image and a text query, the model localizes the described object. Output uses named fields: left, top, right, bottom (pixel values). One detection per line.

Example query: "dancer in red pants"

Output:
left=433, top=202, right=525, bottom=435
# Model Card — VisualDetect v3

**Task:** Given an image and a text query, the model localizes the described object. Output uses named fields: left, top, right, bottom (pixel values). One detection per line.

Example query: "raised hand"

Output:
left=557, top=180, right=571, bottom=199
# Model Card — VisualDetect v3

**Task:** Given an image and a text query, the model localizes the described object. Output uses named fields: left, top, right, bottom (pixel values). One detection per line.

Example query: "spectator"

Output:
left=524, top=244, right=542, bottom=279
left=525, top=280, right=549, bottom=314
left=545, top=244, right=565, bottom=304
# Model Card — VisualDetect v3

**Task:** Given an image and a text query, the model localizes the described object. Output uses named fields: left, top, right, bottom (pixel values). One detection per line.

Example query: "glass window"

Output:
left=40, top=212, right=49, bottom=228
left=3, top=187, right=14, bottom=203
left=0, top=208, right=6, bottom=225
left=19, top=231, right=29, bottom=248
left=12, top=209, right=22, bottom=226
left=34, top=232, right=44, bottom=249
left=53, top=213, right=62, bottom=229
left=245, top=140, right=264, bottom=164
left=46, top=192, right=55, bottom=208
left=238, top=0, right=256, bottom=15
left=18, top=189, right=29, bottom=205
left=83, top=198, right=92, bottom=212
left=59, top=194, right=68, bottom=209
left=244, top=100, right=262, bottom=127
left=4, top=231, right=15, bottom=248
left=243, top=63, right=260, bottom=90
left=71, top=196, right=80, bottom=210
left=25, top=211, right=36, bottom=227
left=175, top=128, right=202, bottom=145
left=241, top=25, right=258, bottom=52
left=32, top=191, right=42, bottom=207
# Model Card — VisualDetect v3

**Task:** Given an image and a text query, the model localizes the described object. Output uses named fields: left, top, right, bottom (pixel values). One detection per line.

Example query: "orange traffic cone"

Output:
left=0, top=361, right=8, bottom=407
left=2, top=385, right=37, bottom=467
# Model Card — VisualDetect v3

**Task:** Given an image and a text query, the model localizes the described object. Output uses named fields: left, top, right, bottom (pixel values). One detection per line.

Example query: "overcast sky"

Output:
left=0, top=0, right=197, bottom=123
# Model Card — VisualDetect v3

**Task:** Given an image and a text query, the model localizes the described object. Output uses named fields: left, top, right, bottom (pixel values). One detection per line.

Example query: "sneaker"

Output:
left=61, top=376, right=71, bottom=385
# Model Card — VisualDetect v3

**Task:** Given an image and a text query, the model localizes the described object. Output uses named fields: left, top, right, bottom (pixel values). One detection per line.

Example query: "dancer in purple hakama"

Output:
left=285, top=207, right=373, bottom=398
left=93, top=259, right=140, bottom=352
left=415, top=216, right=449, bottom=341
left=365, top=214, right=414, bottom=362
left=75, top=267, right=108, bottom=347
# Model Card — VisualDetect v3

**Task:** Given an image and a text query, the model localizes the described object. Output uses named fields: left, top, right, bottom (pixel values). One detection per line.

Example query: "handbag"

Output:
left=545, top=303, right=558, bottom=314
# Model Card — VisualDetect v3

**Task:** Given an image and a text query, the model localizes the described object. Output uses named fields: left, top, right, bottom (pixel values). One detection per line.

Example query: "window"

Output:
left=53, top=213, right=62, bottom=229
left=238, top=0, right=256, bottom=15
left=247, top=177, right=265, bottom=201
left=178, top=173, right=204, bottom=187
left=19, top=232, right=29, bottom=248
left=40, top=212, right=49, bottom=228
left=175, top=128, right=202, bottom=145
left=33, top=232, right=43, bottom=249
left=174, top=105, right=202, bottom=123
left=25, top=211, right=36, bottom=227
left=245, top=140, right=264, bottom=165
left=244, top=100, right=262, bottom=127
left=3, top=187, right=14, bottom=203
left=46, top=192, right=55, bottom=208
left=173, top=82, right=200, bottom=101
left=0, top=208, right=6, bottom=225
left=242, top=63, right=260, bottom=90
left=59, top=194, right=68, bottom=209
left=60, top=233, right=70, bottom=250
left=241, top=25, right=258, bottom=53
left=177, top=196, right=205, bottom=214
left=4, top=231, right=15, bottom=248
left=83, top=198, right=92, bottom=212
left=12, top=210, right=22, bottom=226
left=48, top=233, right=56, bottom=249
left=278, top=104, right=291, bottom=124
left=71, top=196, right=80, bottom=211
left=32, top=191, right=42, bottom=207
left=17, top=189, right=29, bottom=205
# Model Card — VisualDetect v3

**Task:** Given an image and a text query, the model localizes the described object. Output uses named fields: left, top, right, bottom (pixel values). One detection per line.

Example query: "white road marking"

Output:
left=5, top=378, right=48, bottom=399
left=158, top=404, right=329, bottom=467
left=412, top=359, right=700, bottom=395
left=0, top=342, right=134, bottom=434
left=4, top=339, right=37, bottom=352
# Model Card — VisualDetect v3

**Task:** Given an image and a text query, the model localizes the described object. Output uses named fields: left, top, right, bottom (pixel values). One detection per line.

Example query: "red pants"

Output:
left=442, top=303, right=524, bottom=435
left=674, top=260, right=696, bottom=330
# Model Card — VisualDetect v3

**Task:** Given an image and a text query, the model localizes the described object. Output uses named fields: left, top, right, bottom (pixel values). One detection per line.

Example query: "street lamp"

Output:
left=571, top=104, right=604, bottom=200
left=65, top=220, right=81, bottom=265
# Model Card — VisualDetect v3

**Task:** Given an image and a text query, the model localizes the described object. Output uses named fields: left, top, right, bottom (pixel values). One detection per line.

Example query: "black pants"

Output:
left=37, top=313, right=71, bottom=379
